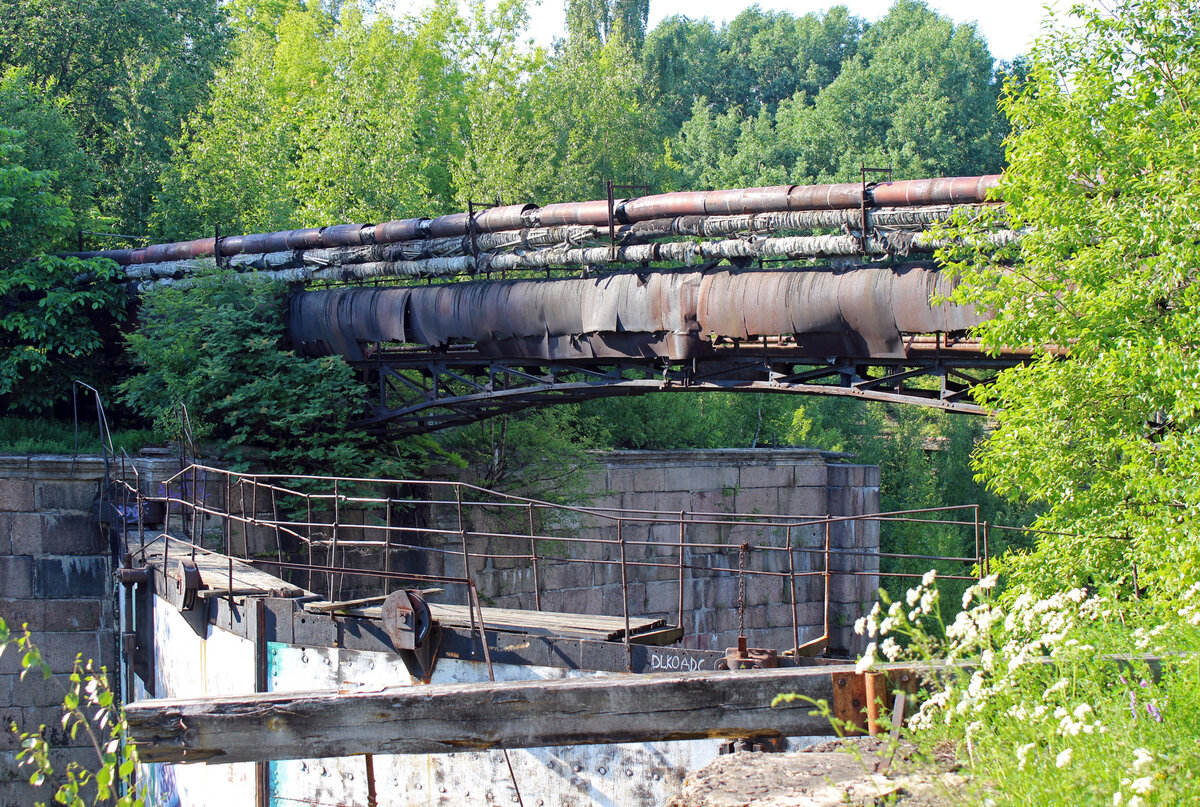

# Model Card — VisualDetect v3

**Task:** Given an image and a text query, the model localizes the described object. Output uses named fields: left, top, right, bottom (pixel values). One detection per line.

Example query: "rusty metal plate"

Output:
left=475, top=203, right=537, bottom=233
left=836, top=268, right=902, bottom=357
left=831, top=671, right=869, bottom=734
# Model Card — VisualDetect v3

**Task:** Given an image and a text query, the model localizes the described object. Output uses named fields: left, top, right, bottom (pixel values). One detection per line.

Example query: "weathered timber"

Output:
left=134, top=534, right=309, bottom=598
left=346, top=601, right=668, bottom=641
left=125, top=665, right=850, bottom=764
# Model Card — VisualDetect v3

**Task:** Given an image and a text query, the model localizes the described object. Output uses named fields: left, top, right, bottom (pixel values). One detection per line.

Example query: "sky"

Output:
left=520, top=0, right=1097, bottom=62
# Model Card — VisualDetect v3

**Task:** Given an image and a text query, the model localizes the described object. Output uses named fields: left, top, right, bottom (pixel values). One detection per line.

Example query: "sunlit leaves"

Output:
left=943, top=0, right=1200, bottom=595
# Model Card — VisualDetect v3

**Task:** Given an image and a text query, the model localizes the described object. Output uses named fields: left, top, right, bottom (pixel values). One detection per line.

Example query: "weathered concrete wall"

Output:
left=0, top=454, right=180, bottom=806
left=419, top=449, right=879, bottom=657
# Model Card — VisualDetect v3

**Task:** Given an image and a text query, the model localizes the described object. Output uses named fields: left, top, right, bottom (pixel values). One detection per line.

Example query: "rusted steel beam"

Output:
left=67, top=176, right=1000, bottom=267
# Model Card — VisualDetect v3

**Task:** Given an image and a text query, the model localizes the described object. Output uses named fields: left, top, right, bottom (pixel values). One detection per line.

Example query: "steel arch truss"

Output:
left=359, top=348, right=1017, bottom=436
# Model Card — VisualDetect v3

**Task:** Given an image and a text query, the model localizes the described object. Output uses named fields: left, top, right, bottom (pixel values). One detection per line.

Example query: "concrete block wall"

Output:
left=420, top=448, right=880, bottom=657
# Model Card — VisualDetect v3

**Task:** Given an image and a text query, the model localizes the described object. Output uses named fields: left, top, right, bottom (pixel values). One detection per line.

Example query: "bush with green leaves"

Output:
left=0, top=113, right=129, bottom=412
left=941, top=0, right=1200, bottom=595
left=120, top=270, right=403, bottom=476
left=0, top=619, right=142, bottom=806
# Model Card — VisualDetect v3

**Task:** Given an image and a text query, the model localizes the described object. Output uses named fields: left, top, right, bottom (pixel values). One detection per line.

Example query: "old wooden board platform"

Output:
left=132, top=533, right=308, bottom=598
left=125, top=665, right=852, bottom=764
left=320, top=601, right=676, bottom=643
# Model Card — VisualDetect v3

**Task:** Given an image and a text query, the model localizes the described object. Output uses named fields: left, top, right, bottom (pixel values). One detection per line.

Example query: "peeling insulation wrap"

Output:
left=287, top=266, right=982, bottom=363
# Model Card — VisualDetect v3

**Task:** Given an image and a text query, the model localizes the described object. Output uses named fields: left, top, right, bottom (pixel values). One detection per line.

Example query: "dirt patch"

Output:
left=667, top=737, right=967, bottom=807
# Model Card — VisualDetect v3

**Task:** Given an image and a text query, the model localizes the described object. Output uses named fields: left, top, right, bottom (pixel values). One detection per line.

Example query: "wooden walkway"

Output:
left=133, top=533, right=680, bottom=644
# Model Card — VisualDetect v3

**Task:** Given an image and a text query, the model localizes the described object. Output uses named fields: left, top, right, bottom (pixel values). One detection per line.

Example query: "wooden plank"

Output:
left=125, top=665, right=847, bottom=764
left=134, top=534, right=308, bottom=597
left=341, top=602, right=666, bottom=641
left=627, top=626, right=684, bottom=646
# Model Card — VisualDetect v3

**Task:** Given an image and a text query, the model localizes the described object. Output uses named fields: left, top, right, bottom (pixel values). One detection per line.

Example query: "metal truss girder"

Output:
left=359, top=352, right=1018, bottom=436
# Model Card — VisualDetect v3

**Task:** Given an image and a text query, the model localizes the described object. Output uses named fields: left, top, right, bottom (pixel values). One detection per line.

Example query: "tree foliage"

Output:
left=0, top=97, right=127, bottom=412
left=453, top=34, right=665, bottom=206
left=942, top=0, right=1200, bottom=595
left=120, top=270, right=403, bottom=476
left=675, top=0, right=1006, bottom=187
left=0, top=0, right=229, bottom=234
left=153, top=0, right=480, bottom=238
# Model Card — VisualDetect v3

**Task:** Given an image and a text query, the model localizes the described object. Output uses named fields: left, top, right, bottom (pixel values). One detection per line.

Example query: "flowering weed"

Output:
left=856, top=574, right=1200, bottom=804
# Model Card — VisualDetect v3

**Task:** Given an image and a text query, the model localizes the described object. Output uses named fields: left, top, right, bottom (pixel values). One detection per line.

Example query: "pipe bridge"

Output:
left=288, top=263, right=1017, bottom=436
left=72, top=173, right=1020, bottom=432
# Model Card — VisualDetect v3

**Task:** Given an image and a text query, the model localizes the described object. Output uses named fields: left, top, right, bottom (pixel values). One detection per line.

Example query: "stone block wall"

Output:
left=0, top=456, right=111, bottom=805
left=0, top=454, right=178, bottom=806
left=417, top=449, right=880, bottom=657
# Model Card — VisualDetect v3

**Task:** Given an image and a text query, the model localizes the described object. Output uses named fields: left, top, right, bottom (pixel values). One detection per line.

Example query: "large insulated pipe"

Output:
left=66, top=176, right=1000, bottom=266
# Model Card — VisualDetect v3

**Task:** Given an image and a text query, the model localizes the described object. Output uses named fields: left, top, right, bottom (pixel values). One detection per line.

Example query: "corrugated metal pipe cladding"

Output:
left=66, top=175, right=1000, bottom=267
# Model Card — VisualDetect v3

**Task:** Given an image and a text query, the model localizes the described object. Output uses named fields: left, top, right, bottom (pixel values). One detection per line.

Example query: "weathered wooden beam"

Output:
left=126, top=666, right=854, bottom=765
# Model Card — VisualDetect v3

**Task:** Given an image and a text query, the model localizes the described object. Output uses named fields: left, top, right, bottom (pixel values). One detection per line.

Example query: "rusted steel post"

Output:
left=982, top=521, right=990, bottom=577
left=823, top=515, right=831, bottom=642
left=864, top=671, right=887, bottom=736
left=458, top=486, right=476, bottom=635
left=305, top=492, right=314, bottom=594
left=619, top=519, right=632, bottom=672
left=974, top=505, right=981, bottom=580
left=528, top=502, right=541, bottom=611
left=787, top=525, right=800, bottom=654
left=384, top=495, right=393, bottom=596
left=677, top=511, right=686, bottom=637
left=330, top=479, right=340, bottom=601
left=254, top=600, right=270, bottom=807
left=364, top=755, right=378, bottom=807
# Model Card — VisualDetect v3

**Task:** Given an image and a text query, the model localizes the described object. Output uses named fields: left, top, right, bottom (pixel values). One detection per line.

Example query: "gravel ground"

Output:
left=667, top=736, right=970, bottom=807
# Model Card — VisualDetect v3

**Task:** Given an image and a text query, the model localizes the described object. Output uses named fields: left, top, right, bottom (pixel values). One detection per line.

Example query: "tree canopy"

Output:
left=942, top=0, right=1200, bottom=595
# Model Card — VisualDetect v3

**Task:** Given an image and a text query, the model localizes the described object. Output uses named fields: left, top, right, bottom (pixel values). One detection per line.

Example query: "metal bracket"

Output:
left=381, top=589, right=435, bottom=651
left=859, top=164, right=893, bottom=254
left=717, top=636, right=778, bottom=670
left=606, top=180, right=651, bottom=261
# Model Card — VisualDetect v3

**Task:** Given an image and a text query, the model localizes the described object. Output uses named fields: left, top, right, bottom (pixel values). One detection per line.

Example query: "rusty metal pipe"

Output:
left=62, top=176, right=1001, bottom=266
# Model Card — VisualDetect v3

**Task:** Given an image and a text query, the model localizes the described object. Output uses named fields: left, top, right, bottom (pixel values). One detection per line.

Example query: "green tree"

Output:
left=453, top=35, right=665, bottom=205
left=120, top=270, right=403, bottom=476
left=0, top=95, right=127, bottom=412
left=676, top=1, right=1006, bottom=187
left=566, top=0, right=649, bottom=48
left=942, top=0, right=1200, bottom=595
left=153, top=0, right=474, bottom=239
left=0, top=0, right=229, bottom=234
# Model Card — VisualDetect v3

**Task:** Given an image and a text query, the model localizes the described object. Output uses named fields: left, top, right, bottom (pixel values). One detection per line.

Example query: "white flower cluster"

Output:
left=1112, top=749, right=1159, bottom=805
left=1177, top=581, right=1200, bottom=627
left=903, top=580, right=1119, bottom=738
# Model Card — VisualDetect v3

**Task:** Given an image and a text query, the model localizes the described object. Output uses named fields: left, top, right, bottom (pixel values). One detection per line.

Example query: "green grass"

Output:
left=0, top=417, right=163, bottom=456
